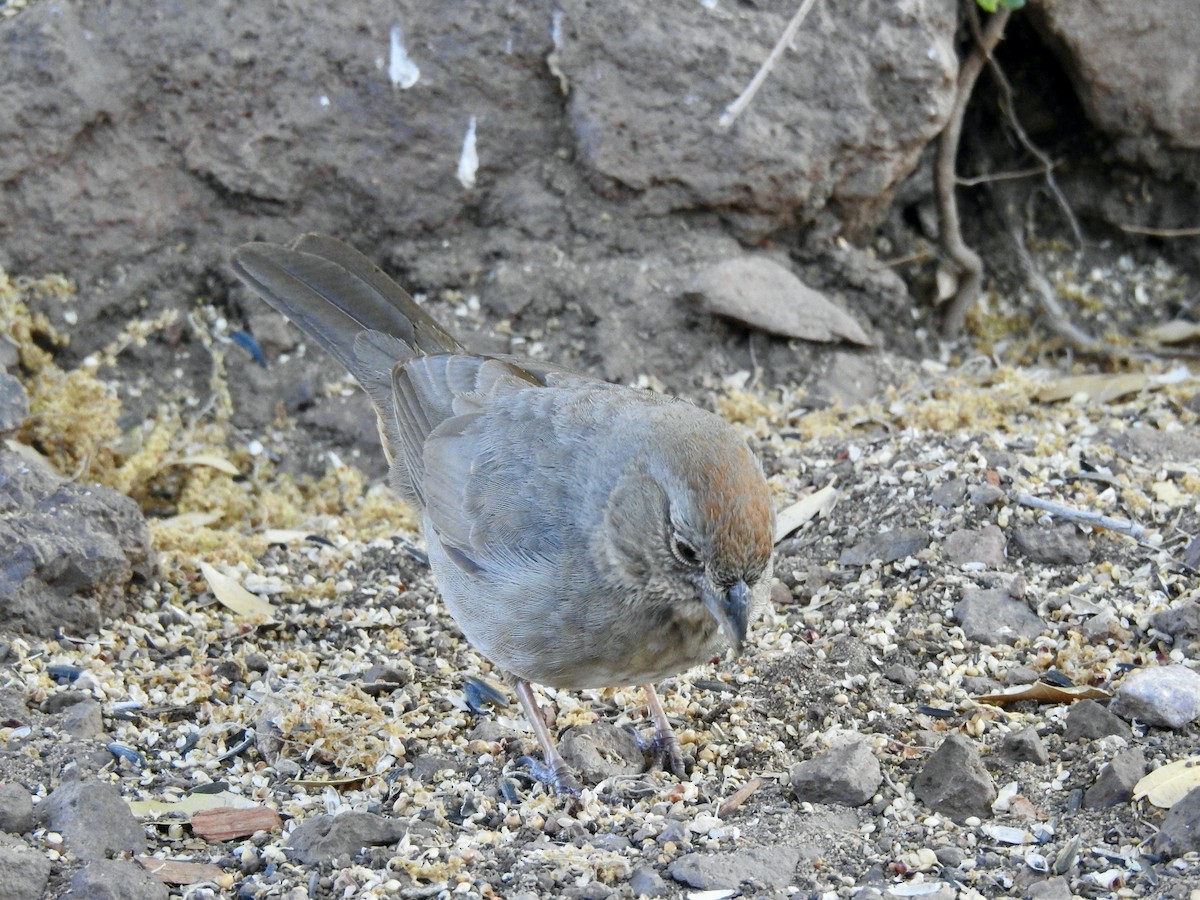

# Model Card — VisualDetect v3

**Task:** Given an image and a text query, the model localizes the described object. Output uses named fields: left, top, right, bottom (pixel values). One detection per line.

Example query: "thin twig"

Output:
left=719, top=0, right=820, bottom=129
left=1007, top=221, right=1103, bottom=352
left=958, top=164, right=1056, bottom=187
left=1118, top=224, right=1200, bottom=238
left=969, top=4, right=1083, bottom=249
left=718, top=776, right=765, bottom=817
left=1015, top=492, right=1144, bottom=538
left=938, top=3, right=1012, bottom=338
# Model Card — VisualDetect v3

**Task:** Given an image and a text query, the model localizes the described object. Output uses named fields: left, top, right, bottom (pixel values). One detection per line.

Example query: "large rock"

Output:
left=558, top=0, right=958, bottom=237
left=0, top=451, right=153, bottom=637
left=1030, top=1, right=1200, bottom=165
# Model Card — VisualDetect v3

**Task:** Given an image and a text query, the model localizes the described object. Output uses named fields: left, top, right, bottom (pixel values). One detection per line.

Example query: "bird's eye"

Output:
left=670, top=533, right=702, bottom=568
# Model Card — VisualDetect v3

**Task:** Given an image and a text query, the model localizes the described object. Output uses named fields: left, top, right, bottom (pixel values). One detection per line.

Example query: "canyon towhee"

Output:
left=232, top=234, right=775, bottom=793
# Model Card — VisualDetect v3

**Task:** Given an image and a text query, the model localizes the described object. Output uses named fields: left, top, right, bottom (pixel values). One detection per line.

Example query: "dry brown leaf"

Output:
left=137, top=857, right=231, bottom=887
left=976, top=682, right=1110, bottom=705
left=190, top=806, right=283, bottom=841
left=1133, top=756, right=1200, bottom=808
left=199, top=562, right=276, bottom=623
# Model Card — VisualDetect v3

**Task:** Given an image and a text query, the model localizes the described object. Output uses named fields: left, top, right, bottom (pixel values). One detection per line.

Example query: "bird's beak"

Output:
left=704, top=579, right=750, bottom=652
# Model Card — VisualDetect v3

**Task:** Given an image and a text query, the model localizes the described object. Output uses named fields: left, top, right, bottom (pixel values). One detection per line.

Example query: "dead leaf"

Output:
left=1133, top=756, right=1200, bottom=808
left=1145, top=320, right=1200, bottom=345
left=171, top=453, right=241, bottom=476
left=976, top=682, right=1110, bottom=705
left=1034, top=373, right=1153, bottom=404
left=190, top=806, right=283, bottom=841
left=160, top=510, right=223, bottom=530
left=137, top=857, right=231, bottom=887
left=260, top=528, right=314, bottom=544
left=128, top=790, right=258, bottom=819
left=774, top=484, right=839, bottom=543
left=198, top=563, right=275, bottom=623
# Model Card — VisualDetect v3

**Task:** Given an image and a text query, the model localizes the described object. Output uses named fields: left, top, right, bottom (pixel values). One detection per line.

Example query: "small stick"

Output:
left=718, top=775, right=765, bottom=817
left=719, top=0, right=820, bottom=129
left=1118, top=224, right=1200, bottom=239
left=1015, top=492, right=1144, bottom=538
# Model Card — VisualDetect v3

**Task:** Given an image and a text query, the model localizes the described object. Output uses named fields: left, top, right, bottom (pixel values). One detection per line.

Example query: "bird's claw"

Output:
left=626, top=725, right=688, bottom=779
left=517, top=755, right=583, bottom=797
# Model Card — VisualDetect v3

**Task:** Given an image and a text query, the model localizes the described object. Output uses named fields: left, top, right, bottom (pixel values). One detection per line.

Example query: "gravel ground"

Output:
left=1, top=253, right=1199, bottom=899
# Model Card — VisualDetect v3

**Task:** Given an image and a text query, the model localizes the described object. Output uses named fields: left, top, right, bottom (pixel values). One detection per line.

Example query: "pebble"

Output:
left=941, top=524, right=1006, bottom=568
left=1153, top=785, right=1200, bottom=858
left=0, top=783, right=36, bottom=835
left=668, top=845, right=803, bottom=891
left=628, top=866, right=667, bottom=897
left=912, top=734, right=996, bottom=824
left=39, top=781, right=147, bottom=860
left=1110, top=665, right=1200, bottom=728
left=997, top=727, right=1049, bottom=766
left=1011, top=524, right=1091, bottom=565
left=559, top=721, right=644, bottom=782
left=0, top=834, right=51, bottom=900
left=929, top=478, right=967, bottom=509
left=1084, top=748, right=1146, bottom=808
left=686, top=256, right=872, bottom=346
left=1062, top=699, right=1128, bottom=742
left=954, top=588, right=1045, bottom=645
left=70, top=858, right=168, bottom=900
left=789, top=736, right=881, bottom=807
left=838, top=528, right=931, bottom=566
left=285, top=812, right=408, bottom=865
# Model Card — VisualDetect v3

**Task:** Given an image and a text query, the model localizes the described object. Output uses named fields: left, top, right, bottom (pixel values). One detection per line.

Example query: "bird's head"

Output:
left=601, top=417, right=775, bottom=652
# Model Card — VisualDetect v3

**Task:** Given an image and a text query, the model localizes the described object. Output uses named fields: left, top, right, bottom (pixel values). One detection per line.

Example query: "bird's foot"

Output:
left=627, top=725, right=689, bottom=779
left=517, top=755, right=583, bottom=797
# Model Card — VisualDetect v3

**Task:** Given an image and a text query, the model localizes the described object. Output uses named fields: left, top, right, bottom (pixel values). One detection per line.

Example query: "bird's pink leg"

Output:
left=643, top=683, right=688, bottom=778
left=514, top=679, right=581, bottom=795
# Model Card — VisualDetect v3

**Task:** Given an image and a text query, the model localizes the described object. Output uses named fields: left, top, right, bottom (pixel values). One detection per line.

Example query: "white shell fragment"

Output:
left=457, top=115, right=479, bottom=189
left=686, top=257, right=873, bottom=346
left=388, top=25, right=420, bottom=89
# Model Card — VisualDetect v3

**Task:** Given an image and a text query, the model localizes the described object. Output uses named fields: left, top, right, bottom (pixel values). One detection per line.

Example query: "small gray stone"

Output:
left=0, top=373, right=28, bottom=435
left=1025, top=876, right=1073, bottom=900
left=913, top=734, right=996, bottom=824
left=1151, top=602, right=1200, bottom=644
left=967, top=484, right=1005, bottom=507
left=669, top=845, right=803, bottom=890
left=997, top=727, right=1048, bottom=766
left=0, top=835, right=52, bottom=900
left=1110, top=666, right=1200, bottom=728
left=39, top=781, right=146, bottom=860
left=59, top=698, right=105, bottom=740
left=930, top=478, right=967, bottom=509
left=1063, top=699, right=1127, bottom=742
left=934, top=845, right=965, bottom=867
left=686, top=257, right=872, bottom=346
left=559, top=722, right=644, bottom=782
left=286, top=811, right=407, bottom=865
left=628, top=867, right=667, bottom=898
left=790, top=737, right=882, bottom=807
left=839, top=528, right=931, bottom=566
left=1012, top=524, right=1091, bottom=564
left=942, top=524, right=1006, bottom=568
left=883, top=664, right=918, bottom=687
left=1084, top=748, right=1146, bottom=808
left=1153, top=785, right=1200, bottom=858
left=70, top=859, right=168, bottom=900
left=955, top=588, right=1045, bottom=645
left=0, top=784, right=35, bottom=835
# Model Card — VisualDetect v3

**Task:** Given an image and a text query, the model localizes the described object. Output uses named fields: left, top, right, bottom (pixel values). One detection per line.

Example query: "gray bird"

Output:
left=231, top=234, right=775, bottom=793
